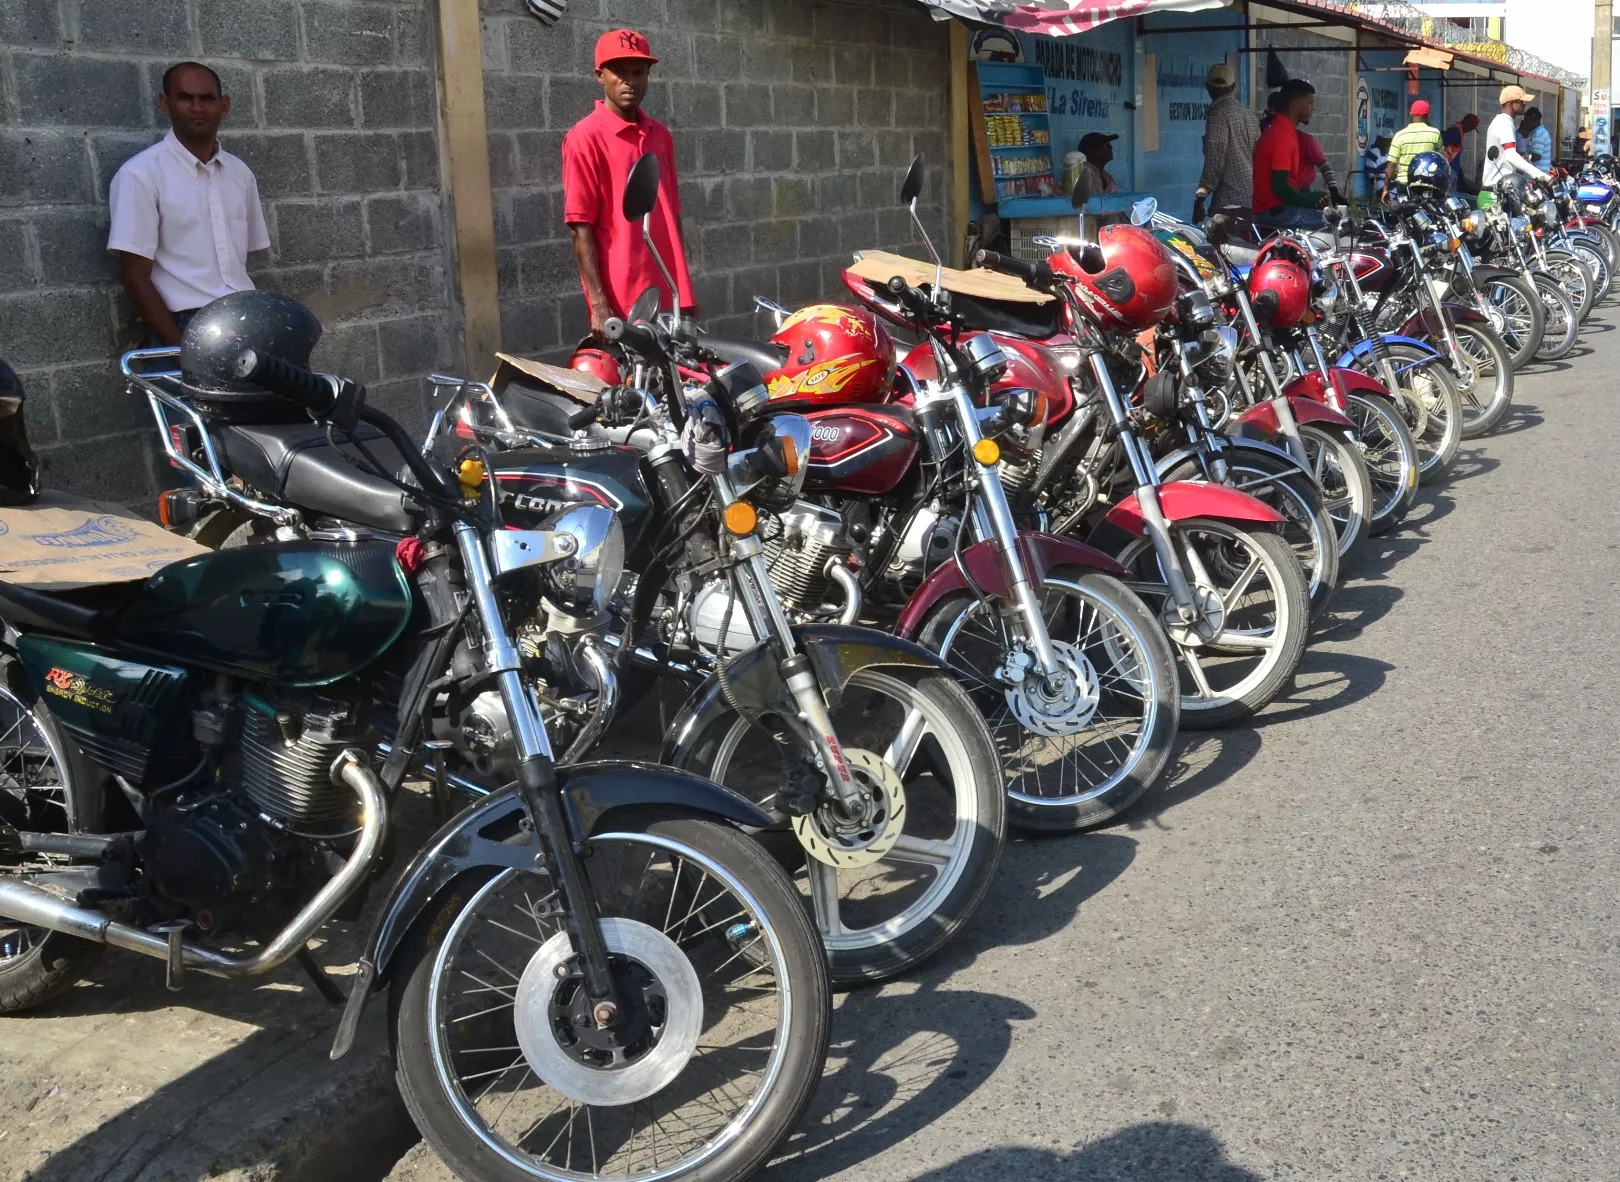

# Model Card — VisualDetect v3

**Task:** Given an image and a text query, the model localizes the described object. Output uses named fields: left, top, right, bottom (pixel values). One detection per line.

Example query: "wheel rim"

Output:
left=1390, top=361, right=1455, bottom=475
left=1117, top=522, right=1295, bottom=715
left=1449, top=326, right=1508, bottom=427
left=1296, top=433, right=1365, bottom=559
left=932, top=577, right=1160, bottom=809
left=0, top=686, right=73, bottom=965
left=1212, top=460, right=1332, bottom=600
left=707, top=669, right=979, bottom=951
left=1481, top=282, right=1536, bottom=353
left=427, top=831, right=792, bottom=1181
left=1534, top=282, right=1577, bottom=356
left=1344, top=396, right=1410, bottom=521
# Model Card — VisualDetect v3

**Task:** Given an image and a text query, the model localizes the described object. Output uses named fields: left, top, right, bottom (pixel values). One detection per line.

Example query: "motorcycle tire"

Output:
left=1159, top=447, right=1340, bottom=617
left=1343, top=392, right=1420, bottom=535
left=1581, top=222, right=1620, bottom=274
left=1446, top=321, right=1514, bottom=438
left=1113, top=521, right=1310, bottom=730
left=1566, top=235, right=1612, bottom=305
left=1350, top=345, right=1462, bottom=482
left=1544, top=250, right=1595, bottom=322
left=671, top=666, right=1004, bottom=984
left=916, top=568, right=1179, bottom=832
left=1296, top=425, right=1373, bottom=565
left=391, top=814, right=830, bottom=1182
left=0, top=659, right=104, bottom=1013
left=1474, top=274, right=1543, bottom=371
left=1530, top=272, right=1580, bottom=361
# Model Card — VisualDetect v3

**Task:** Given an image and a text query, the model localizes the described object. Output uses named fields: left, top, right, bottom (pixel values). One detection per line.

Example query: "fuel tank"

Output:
left=489, top=442, right=655, bottom=564
left=898, top=336, right=1075, bottom=428
left=797, top=405, right=920, bottom=495
left=115, top=540, right=411, bottom=687
left=1348, top=248, right=1392, bottom=290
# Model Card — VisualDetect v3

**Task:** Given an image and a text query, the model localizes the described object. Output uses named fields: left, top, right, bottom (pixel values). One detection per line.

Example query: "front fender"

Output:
left=331, top=760, right=772, bottom=1055
left=1468, top=264, right=1527, bottom=286
left=892, top=533, right=1128, bottom=639
left=1100, top=480, right=1286, bottom=538
left=660, top=623, right=946, bottom=760
left=1334, top=334, right=1443, bottom=373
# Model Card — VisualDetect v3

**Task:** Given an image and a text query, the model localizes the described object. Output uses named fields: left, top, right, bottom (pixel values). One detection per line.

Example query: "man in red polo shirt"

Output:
left=563, top=29, right=695, bottom=337
left=1251, top=79, right=1327, bottom=230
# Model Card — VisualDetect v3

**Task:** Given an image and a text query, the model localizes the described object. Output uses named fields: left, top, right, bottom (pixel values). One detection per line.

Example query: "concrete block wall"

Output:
left=1252, top=28, right=1353, bottom=186
left=479, top=0, right=953, bottom=358
left=0, top=0, right=453, bottom=502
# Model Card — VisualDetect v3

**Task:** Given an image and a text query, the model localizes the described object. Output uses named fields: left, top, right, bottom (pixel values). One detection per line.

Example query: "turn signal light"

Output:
left=779, top=435, right=800, bottom=476
left=972, top=438, right=1001, bottom=465
left=723, top=501, right=758, bottom=535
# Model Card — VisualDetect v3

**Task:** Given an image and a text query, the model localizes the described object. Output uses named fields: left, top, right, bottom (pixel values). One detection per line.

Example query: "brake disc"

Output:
left=1005, top=640, right=1101, bottom=737
left=793, top=748, right=906, bottom=868
left=513, top=917, right=703, bottom=1107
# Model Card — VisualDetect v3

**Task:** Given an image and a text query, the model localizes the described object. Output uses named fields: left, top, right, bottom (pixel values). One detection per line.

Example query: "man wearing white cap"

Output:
left=1480, top=84, right=1546, bottom=209
left=1194, top=61, right=1259, bottom=221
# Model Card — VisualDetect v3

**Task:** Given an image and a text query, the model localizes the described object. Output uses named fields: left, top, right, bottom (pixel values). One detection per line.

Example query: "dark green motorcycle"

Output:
left=0, top=310, right=829, bottom=1182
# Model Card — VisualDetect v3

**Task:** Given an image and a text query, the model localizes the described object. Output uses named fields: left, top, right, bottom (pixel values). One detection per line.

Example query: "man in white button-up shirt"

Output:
left=107, top=62, right=270, bottom=345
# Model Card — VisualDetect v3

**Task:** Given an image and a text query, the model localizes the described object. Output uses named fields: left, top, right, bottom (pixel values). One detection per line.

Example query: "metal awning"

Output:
left=917, top=0, right=1225, bottom=37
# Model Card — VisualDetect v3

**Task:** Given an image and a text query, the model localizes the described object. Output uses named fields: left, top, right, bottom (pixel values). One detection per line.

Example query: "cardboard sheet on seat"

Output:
left=0, top=491, right=210, bottom=589
left=847, top=249, right=1055, bottom=305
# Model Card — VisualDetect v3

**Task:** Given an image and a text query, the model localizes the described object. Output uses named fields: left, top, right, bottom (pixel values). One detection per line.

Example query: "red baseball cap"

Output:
left=1410, top=98, right=1430, bottom=117
left=594, top=29, right=658, bottom=69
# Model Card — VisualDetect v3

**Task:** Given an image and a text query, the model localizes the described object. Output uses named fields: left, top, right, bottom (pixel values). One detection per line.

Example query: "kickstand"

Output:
left=296, top=945, right=346, bottom=1005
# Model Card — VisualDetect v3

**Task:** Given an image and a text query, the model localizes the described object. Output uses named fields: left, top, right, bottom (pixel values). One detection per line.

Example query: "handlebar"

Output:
left=973, top=249, right=1054, bottom=290
left=235, top=349, right=348, bottom=422
left=602, top=316, right=662, bottom=359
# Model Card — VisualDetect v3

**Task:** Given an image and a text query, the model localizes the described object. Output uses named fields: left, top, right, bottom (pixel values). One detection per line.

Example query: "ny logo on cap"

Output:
left=619, top=30, right=648, bottom=53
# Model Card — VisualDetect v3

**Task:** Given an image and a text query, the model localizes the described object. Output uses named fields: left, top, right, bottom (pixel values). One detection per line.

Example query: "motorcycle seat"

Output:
left=215, top=422, right=417, bottom=535
left=950, top=291, right=1065, bottom=339
left=701, top=336, right=789, bottom=375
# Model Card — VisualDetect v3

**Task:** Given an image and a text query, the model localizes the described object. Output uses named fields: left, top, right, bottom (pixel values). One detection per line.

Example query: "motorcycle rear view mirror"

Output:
left=628, top=286, right=661, bottom=323
left=1130, top=196, right=1158, bottom=226
left=900, top=153, right=925, bottom=205
left=622, top=154, right=681, bottom=317
left=898, top=153, right=945, bottom=299
left=1487, top=146, right=1501, bottom=161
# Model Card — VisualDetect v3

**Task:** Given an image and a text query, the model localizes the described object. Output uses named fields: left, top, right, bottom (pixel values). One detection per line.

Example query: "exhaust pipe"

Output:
left=827, top=561, right=863, bottom=625
left=0, top=750, right=387, bottom=981
left=560, top=633, right=619, bottom=765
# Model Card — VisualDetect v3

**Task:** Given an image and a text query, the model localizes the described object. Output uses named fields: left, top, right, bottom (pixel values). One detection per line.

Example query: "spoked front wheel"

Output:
left=1115, top=521, right=1309, bottom=730
left=1448, top=322, right=1515, bottom=437
left=393, top=816, right=830, bottom=1182
left=1474, top=275, right=1543, bottom=370
left=1369, top=346, right=1462, bottom=482
left=1343, top=393, right=1420, bottom=535
left=676, top=667, right=1004, bottom=984
left=916, top=568, right=1180, bottom=832
left=1531, top=272, right=1579, bottom=360
left=1296, top=425, right=1373, bottom=564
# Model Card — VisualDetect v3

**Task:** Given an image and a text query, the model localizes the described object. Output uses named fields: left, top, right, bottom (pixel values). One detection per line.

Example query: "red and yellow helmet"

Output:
left=764, top=305, right=895, bottom=407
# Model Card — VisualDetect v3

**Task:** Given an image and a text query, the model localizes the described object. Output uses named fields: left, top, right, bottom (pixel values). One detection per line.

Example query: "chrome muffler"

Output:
left=0, top=750, right=386, bottom=984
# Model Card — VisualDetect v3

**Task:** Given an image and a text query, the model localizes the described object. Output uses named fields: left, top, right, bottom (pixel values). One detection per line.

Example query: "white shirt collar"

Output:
left=161, top=128, right=224, bottom=173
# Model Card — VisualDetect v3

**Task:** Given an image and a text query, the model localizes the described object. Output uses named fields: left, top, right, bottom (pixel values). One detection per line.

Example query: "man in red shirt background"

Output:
left=1251, top=79, right=1328, bottom=230
left=562, top=29, right=696, bottom=338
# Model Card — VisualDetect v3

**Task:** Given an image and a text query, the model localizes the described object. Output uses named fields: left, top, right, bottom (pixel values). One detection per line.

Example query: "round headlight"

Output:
left=1199, top=325, right=1239, bottom=379
left=536, top=504, right=623, bottom=617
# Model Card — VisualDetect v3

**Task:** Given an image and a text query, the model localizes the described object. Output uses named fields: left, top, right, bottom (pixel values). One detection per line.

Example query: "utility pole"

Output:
left=1595, top=0, right=1613, bottom=155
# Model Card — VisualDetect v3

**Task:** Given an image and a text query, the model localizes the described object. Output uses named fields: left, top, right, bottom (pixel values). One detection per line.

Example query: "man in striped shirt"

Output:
left=1194, top=62, right=1260, bottom=221
left=1385, top=100, right=1444, bottom=190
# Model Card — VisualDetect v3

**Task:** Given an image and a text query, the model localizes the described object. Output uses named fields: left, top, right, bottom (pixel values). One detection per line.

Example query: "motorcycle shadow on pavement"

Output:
left=1486, top=401, right=1544, bottom=435
left=765, top=834, right=1137, bottom=1180
left=901, top=1124, right=1263, bottom=1181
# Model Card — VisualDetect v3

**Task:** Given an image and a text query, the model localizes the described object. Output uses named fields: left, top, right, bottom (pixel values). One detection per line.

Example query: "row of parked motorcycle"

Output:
left=0, top=142, right=1606, bottom=1181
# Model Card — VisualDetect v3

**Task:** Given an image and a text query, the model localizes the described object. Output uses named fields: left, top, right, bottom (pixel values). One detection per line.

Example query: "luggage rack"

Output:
left=120, top=346, right=303, bottom=528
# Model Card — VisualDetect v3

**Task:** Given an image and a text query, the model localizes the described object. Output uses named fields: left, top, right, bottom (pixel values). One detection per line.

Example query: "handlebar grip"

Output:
left=566, top=404, right=598, bottom=431
left=602, top=316, right=660, bottom=358
left=234, top=349, right=337, bottom=416
left=973, top=250, right=1051, bottom=288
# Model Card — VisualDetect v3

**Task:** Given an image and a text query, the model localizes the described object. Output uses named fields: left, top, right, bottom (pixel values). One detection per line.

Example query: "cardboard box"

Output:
left=0, top=491, right=211, bottom=590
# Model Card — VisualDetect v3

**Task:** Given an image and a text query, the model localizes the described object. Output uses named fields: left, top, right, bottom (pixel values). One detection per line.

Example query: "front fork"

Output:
left=1083, top=354, right=1200, bottom=618
left=1231, top=288, right=1308, bottom=464
left=708, top=473, right=866, bottom=817
left=453, top=521, right=623, bottom=1021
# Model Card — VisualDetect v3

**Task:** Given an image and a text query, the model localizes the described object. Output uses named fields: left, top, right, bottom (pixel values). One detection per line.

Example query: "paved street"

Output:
left=750, top=320, right=1620, bottom=1180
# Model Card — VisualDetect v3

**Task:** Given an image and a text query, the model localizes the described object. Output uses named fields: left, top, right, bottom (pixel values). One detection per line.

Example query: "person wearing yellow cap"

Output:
left=1480, top=84, right=1547, bottom=209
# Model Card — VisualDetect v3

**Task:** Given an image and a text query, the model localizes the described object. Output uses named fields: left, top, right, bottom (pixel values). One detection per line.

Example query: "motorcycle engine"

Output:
left=761, top=501, right=852, bottom=611
left=891, top=506, right=961, bottom=578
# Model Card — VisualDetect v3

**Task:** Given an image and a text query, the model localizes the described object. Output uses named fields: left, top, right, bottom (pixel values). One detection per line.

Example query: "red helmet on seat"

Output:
left=1049, top=224, right=1178, bottom=332
left=571, top=345, right=623, bottom=387
left=765, top=304, right=895, bottom=407
left=1247, top=241, right=1312, bottom=328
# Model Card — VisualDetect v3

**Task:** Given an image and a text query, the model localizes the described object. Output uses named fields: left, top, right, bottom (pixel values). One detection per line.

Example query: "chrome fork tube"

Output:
left=711, top=473, right=863, bottom=810
left=1232, top=289, right=1306, bottom=462
left=1086, top=352, right=1197, bottom=613
left=453, top=521, right=554, bottom=762
left=946, top=384, right=1063, bottom=678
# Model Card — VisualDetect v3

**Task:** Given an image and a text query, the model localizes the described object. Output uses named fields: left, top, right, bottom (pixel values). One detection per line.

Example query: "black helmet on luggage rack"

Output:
left=180, top=292, right=323, bottom=422
left=1406, top=151, right=1451, bottom=199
